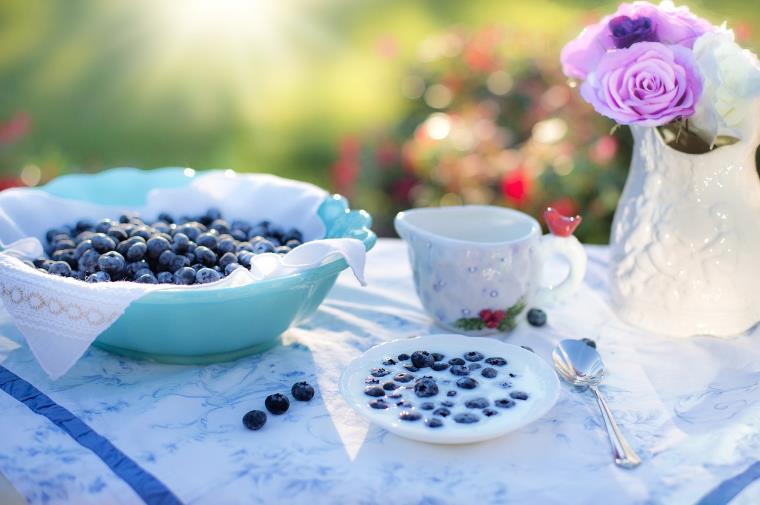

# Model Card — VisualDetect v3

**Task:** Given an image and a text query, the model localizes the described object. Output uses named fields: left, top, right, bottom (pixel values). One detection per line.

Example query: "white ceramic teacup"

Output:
left=394, top=205, right=587, bottom=333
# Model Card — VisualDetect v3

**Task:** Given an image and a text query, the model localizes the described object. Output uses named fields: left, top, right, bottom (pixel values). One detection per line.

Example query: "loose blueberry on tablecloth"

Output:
left=243, top=381, right=316, bottom=431
left=526, top=308, right=547, bottom=327
left=32, top=209, right=305, bottom=284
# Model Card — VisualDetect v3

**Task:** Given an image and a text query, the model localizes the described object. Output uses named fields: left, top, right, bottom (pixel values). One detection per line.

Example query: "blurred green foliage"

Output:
left=0, top=0, right=758, bottom=239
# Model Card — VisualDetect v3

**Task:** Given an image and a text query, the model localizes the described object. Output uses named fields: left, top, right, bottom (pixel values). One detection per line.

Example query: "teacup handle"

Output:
left=533, top=233, right=587, bottom=305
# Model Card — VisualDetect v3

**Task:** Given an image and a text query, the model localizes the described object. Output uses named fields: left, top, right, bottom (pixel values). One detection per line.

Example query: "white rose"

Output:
left=690, top=28, right=760, bottom=145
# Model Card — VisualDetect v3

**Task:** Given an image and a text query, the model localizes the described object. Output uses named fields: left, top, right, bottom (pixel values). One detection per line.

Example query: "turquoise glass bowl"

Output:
left=39, top=168, right=376, bottom=363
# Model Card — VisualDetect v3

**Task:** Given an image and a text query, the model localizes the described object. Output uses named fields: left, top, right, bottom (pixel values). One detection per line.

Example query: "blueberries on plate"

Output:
left=398, top=411, right=422, bottom=422
left=242, top=410, right=267, bottom=431
left=431, top=362, right=450, bottom=372
left=449, top=365, right=470, bottom=376
left=369, top=399, right=388, bottom=410
left=264, top=393, right=290, bottom=415
left=397, top=353, right=410, bottom=361
left=481, top=367, right=498, bottom=379
left=413, top=377, right=439, bottom=398
left=382, top=381, right=398, bottom=391
left=483, top=408, right=498, bottom=417
left=420, top=402, right=435, bottom=410
left=432, top=407, right=450, bottom=417
left=448, top=357, right=465, bottom=366
left=494, top=398, right=516, bottom=409
left=431, top=352, right=445, bottom=362
left=291, top=381, right=315, bottom=401
left=426, top=417, right=443, bottom=428
left=446, top=390, right=457, bottom=397
left=370, top=367, right=391, bottom=377
left=485, top=357, right=507, bottom=367
left=527, top=308, right=547, bottom=327
left=402, top=363, right=419, bottom=372
left=510, top=391, right=529, bottom=401
left=364, top=386, right=385, bottom=397
left=393, top=373, right=414, bottom=383
left=464, top=397, right=489, bottom=409
left=410, top=350, right=435, bottom=368
left=382, top=357, right=397, bottom=366
left=456, top=377, right=478, bottom=390
left=32, top=209, right=306, bottom=284
left=464, top=351, right=484, bottom=362
left=453, top=413, right=479, bottom=424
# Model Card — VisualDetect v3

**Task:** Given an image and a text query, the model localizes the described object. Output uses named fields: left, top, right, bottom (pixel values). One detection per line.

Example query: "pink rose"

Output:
left=561, top=1, right=713, bottom=80
left=580, top=42, right=702, bottom=126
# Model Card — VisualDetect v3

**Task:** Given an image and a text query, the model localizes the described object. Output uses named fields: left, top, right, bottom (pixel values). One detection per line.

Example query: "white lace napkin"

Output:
left=0, top=172, right=367, bottom=379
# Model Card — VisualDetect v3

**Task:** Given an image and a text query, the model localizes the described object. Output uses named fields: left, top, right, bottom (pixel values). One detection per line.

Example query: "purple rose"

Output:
left=580, top=42, right=702, bottom=126
left=561, top=1, right=713, bottom=80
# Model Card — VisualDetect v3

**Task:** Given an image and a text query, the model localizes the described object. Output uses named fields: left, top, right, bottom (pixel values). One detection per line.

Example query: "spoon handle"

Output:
left=589, top=384, right=641, bottom=468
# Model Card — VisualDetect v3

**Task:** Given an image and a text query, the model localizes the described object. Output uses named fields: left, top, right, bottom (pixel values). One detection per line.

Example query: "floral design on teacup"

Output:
left=453, top=296, right=527, bottom=332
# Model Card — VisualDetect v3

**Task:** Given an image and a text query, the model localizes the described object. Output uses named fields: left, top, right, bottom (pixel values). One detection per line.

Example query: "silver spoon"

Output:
left=552, top=339, right=641, bottom=468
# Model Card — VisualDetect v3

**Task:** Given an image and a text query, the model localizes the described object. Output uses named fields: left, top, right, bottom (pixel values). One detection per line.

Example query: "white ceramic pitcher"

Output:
left=610, top=101, right=760, bottom=337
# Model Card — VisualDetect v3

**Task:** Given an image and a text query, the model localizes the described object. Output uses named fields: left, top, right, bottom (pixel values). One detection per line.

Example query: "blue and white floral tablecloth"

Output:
left=0, top=240, right=758, bottom=505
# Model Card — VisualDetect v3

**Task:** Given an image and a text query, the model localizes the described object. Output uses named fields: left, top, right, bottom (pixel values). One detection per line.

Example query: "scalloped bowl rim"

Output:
left=38, top=167, right=376, bottom=304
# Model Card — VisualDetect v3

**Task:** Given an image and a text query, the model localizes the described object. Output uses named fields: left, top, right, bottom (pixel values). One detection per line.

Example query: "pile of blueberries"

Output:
left=242, top=381, right=315, bottom=431
left=364, top=350, right=530, bottom=428
left=27, top=208, right=305, bottom=285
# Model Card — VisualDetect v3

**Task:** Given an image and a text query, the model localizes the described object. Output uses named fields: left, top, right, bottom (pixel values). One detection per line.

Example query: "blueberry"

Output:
left=97, top=251, right=126, bottom=278
left=370, top=367, right=390, bottom=377
left=527, top=308, right=547, bottom=327
left=74, top=240, right=94, bottom=258
left=364, top=386, right=385, bottom=397
left=453, top=413, right=479, bottom=424
left=224, top=263, right=242, bottom=275
left=399, top=411, right=422, bottom=422
left=231, top=220, right=251, bottom=233
left=253, top=240, right=275, bottom=254
left=282, top=228, right=303, bottom=242
left=196, top=232, right=218, bottom=250
left=364, top=377, right=380, bottom=385
left=431, top=362, right=450, bottom=372
left=210, top=219, right=230, bottom=234
left=171, top=233, right=190, bottom=253
left=510, top=391, right=529, bottom=401
left=500, top=381, right=513, bottom=389
left=397, top=353, right=410, bottom=361
left=136, top=273, right=158, bottom=284
left=481, top=367, right=498, bottom=379
left=291, top=381, right=315, bottom=401
left=387, top=391, right=402, bottom=399
left=242, top=410, right=267, bottom=431
left=274, top=246, right=291, bottom=254
left=217, top=237, right=236, bottom=255
left=125, top=241, right=147, bottom=262
left=509, top=372, right=518, bottom=378
left=456, top=377, right=478, bottom=389
left=432, top=352, right=445, bottom=361
left=382, top=382, right=398, bottom=391
left=130, top=226, right=153, bottom=240
left=450, top=365, right=470, bottom=376
left=48, top=261, right=71, bottom=277
left=432, top=407, right=450, bottom=417
left=51, top=249, right=77, bottom=268
left=168, top=254, right=190, bottom=273
left=420, top=402, right=435, bottom=410
left=446, top=390, right=457, bottom=397
left=146, top=236, right=171, bottom=260
left=483, top=408, right=498, bottom=417
left=485, top=357, right=507, bottom=367
left=441, top=400, right=454, bottom=407
left=465, top=397, right=489, bottom=409
left=468, top=363, right=482, bottom=371
left=521, top=346, right=534, bottom=353
left=176, top=224, right=202, bottom=241
left=237, top=251, right=254, bottom=268
left=196, top=267, right=221, bottom=284
left=410, top=351, right=434, bottom=368
left=581, top=338, right=597, bottom=349
left=403, top=364, right=419, bottom=372
left=91, top=233, right=116, bottom=253
left=157, top=250, right=178, bottom=271
left=218, top=252, right=237, bottom=269
left=494, top=398, right=516, bottom=409
left=426, top=417, right=444, bottom=428
left=382, top=357, right=396, bottom=366
left=94, top=219, right=113, bottom=233
left=157, top=272, right=175, bottom=284
left=448, top=357, right=465, bottom=366
left=285, top=239, right=301, bottom=249
left=464, top=351, right=484, bottom=362
left=194, top=246, right=217, bottom=267
left=413, top=377, right=439, bottom=398
left=368, top=399, right=388, bottom=410
left=393, top=373, right=414, bottom=383
left=107, top=226, right=129, bottom=242
left=33, top=257, right=52, bottom=268
left=264, top=393, right=289, bottom=415
left=86, top=271, right=111, bottom=283
left=157, top=212, right=174, bottom=223
left=75, top=219, right=94, bottom=232
left=125, top=260, right=150, bottom=278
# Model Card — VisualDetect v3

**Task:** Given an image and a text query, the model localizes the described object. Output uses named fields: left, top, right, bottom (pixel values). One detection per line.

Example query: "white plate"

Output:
left=339, top=333, right=560, bottom=444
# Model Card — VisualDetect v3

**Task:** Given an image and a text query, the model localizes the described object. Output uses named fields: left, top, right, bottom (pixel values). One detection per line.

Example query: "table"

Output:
left=1, top=240, right=759, bottom=505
